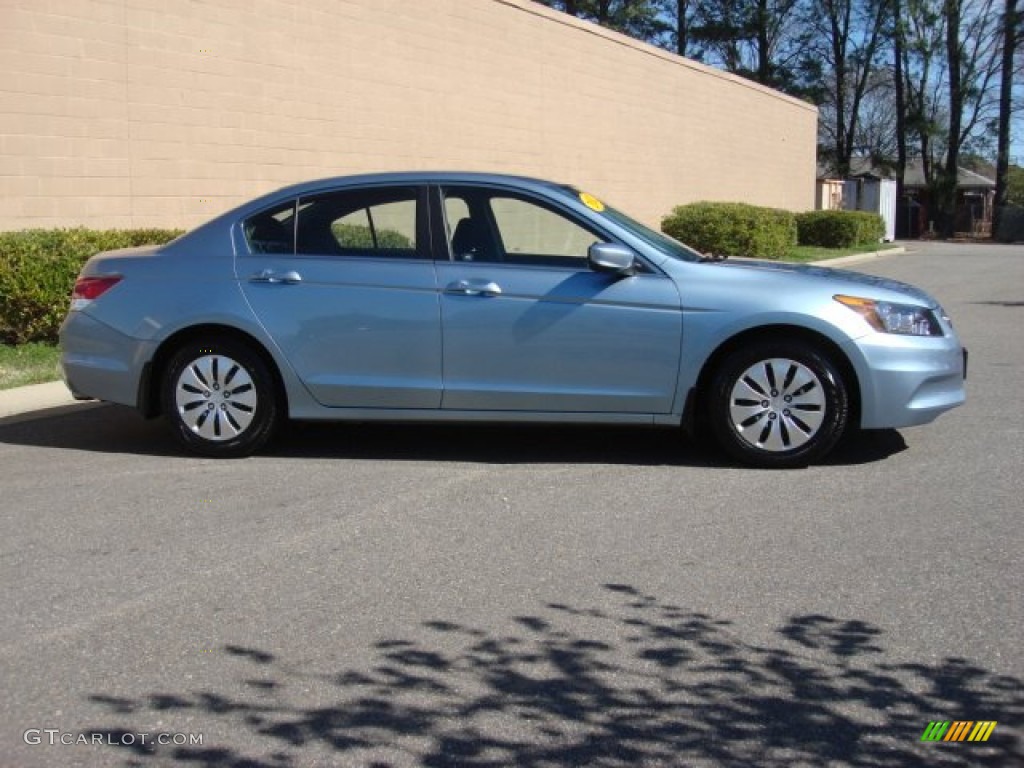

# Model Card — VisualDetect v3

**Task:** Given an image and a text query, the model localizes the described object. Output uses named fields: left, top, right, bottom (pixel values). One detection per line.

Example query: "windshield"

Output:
left=562, top=187, right=703, bottom=263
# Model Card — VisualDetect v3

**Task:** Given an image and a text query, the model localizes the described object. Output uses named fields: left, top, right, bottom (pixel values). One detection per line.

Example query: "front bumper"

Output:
left=844, top=332, right=966, bottom=429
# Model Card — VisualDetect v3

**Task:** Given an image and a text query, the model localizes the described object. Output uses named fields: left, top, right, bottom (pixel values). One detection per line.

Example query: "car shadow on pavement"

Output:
left=0, top=404, right=183, bottom=457
left=81, top=583, right=1021, bottom=767
left=0, top=404, right=907, bottom=467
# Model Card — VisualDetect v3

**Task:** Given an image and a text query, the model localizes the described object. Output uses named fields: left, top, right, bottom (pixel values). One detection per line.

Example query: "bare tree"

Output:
left=675, top=0, right=695, bottom=57
left=536, top=0, right=1009, bottom=233
left=899, top=0, right=947, bottom=186
left=854, top=72, right=901, bottom=162
left=893, top=0, right=909, bottom=228
left=934, top=0, right=1001, bottom=234
left=810, top=0, right=890, bottom=174
left=994, top=0, right=1020, bottom=234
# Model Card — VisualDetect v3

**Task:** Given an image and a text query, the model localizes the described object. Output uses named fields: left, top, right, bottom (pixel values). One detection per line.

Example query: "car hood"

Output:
left=706, top=258, right=937, bottom=307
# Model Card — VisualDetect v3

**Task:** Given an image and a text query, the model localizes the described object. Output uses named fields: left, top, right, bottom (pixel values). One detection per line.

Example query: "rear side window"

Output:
left=331, top=199, right=416, bottom=251
left=297, top=187, right=421, bottom=257
left=243, top=187, right=424, bottom=258
left=244, top=201, right=296, bottom=254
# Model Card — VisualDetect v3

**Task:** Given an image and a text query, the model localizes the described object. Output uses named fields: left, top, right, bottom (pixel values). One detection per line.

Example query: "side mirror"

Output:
left=588, top=243, right=637, bottom=276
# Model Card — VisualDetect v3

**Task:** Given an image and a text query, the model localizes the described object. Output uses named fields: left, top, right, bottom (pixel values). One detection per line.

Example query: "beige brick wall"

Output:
left=0, top=0, right=817, bottom=231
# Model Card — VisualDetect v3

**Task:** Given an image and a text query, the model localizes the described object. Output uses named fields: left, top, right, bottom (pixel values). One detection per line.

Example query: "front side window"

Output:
left=442, top=187, right=604, bottom=268
left=490, top=197, right=600, bottom=265
left=561, top=186, right=703, bottom=263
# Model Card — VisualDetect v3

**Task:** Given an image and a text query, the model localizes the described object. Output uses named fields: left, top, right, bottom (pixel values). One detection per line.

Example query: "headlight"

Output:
left=834, top=295, right=944, bottom=336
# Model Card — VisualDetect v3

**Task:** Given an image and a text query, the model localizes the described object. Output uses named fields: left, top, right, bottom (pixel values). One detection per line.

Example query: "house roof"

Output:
left=817, top=158, right=995, bottom=189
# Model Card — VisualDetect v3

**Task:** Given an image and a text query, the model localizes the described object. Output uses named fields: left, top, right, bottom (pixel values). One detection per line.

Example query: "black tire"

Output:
left=161, top=336, right=280, bottom=457
left=707, top=340, right=849, bottom=468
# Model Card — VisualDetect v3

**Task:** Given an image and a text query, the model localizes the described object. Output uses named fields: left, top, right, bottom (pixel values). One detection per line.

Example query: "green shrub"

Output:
left=795, top=210, right=885, bottom=248
left=0, top=228, right=183, bottom=344
left=661, top=202, right=797, bottom=260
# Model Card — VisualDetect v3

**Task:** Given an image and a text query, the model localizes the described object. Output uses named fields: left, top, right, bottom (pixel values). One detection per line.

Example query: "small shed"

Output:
left=842, top=177, right=897, bottom=242
left=816, top=179, right=845, bottom=211
left=816, top=160, right=995, bottom=239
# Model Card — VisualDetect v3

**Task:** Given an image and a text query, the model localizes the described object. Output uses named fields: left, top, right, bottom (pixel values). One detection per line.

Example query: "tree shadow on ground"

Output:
left=0, top=405, right=906, bottom=467
left=86, top=585, right=1019, bottom=767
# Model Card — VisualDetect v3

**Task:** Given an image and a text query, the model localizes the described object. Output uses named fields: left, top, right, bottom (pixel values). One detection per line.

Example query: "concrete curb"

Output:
left=0, top=245, right=908, bottom=421
left=809, top=245, right=906, bottom=267
left=0, top=380, right=99, bottom=425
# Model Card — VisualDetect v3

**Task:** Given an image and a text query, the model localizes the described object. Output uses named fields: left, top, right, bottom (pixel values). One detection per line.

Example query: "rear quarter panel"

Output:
left=68, top=228, right=322, bottom=416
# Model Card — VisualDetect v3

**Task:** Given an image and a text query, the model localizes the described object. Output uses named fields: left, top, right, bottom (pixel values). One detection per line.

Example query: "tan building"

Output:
left=0, top=0, right=817, bottom=232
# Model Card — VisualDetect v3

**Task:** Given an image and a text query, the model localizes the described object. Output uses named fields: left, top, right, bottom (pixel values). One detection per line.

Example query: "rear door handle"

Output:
left=445, top=279, right=502, bottom=297
left=250, top=269, right=303, bottom=285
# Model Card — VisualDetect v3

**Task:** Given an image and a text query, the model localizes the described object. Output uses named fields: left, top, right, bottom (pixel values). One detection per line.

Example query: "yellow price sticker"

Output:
left=579, top=192, right=605, bottom=212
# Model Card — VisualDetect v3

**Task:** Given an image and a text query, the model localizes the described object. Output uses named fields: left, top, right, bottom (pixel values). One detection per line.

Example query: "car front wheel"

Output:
left=708, top=340, right=849, bottom=468
left=161, top=337, right=279, bottom=457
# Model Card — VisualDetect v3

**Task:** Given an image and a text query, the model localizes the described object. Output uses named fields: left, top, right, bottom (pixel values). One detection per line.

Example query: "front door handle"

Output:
left=445, top=279, right=502, bottom=297
left=250, top=269, right=303, bottom=285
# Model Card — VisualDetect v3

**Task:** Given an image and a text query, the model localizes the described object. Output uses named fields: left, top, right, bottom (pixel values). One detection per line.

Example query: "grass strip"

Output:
left=0, top=343, right=61, bottom=390
left=783, top=243, right=900, bottom=263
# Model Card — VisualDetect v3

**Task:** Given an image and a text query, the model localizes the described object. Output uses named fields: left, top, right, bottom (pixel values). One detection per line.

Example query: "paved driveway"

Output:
left=1, top=242, right=1021, bottom=767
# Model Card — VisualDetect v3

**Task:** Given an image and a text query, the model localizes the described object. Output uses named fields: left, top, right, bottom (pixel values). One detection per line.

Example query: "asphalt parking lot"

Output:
left=1, top=241, right=1021, bottom=767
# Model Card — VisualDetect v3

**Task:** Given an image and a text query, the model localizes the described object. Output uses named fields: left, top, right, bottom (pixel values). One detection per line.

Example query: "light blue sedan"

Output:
left=60, top=173, right=966, bottom=467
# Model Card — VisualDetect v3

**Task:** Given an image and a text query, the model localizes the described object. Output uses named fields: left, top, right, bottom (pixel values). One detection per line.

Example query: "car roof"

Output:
left=206, top=172, right=572, bottom=224
left=168, top=172, right=583, bottom=253
left=258, top=171, right=568, bottom=200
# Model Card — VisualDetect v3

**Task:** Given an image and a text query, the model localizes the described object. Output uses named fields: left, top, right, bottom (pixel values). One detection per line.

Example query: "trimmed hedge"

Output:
left=795, top=210, right=885, bottom=248
left=661, top=202, right=797, bottom=260
left=0, top=228, right=183, bottom=345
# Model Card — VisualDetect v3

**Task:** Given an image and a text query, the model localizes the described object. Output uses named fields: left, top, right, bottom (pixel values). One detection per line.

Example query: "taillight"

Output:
left=71, top=275, right=121, bottom=310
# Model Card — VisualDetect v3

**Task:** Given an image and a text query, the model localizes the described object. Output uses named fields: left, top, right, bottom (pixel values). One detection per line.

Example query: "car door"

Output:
left=434, top=185, right=682, bottom=413
left=238, top=185, right=442, bottom=409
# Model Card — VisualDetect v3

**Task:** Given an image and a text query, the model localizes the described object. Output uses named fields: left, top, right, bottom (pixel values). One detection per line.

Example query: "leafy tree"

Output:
left=535, top=0, right=672, bottom=44
left=538, top=0, right=808, bottom=88
left=688, top=0, right=809, bottom=88
left=1006, top=164, right=1024, bottom=204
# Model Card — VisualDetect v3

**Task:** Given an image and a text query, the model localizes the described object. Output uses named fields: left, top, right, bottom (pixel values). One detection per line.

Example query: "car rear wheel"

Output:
left=708, top=340, right=848, bottom=468
left=161, top=337, right=279, bottom=457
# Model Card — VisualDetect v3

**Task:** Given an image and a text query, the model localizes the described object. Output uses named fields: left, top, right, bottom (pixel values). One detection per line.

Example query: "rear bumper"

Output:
left=845, top=333, right=966, bottom=429
left=59, top=312, right=152, bottom=408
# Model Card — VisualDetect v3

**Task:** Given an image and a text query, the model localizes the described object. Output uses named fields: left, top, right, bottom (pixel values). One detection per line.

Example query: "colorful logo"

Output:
left=921, top=721, right=997, bottom=742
